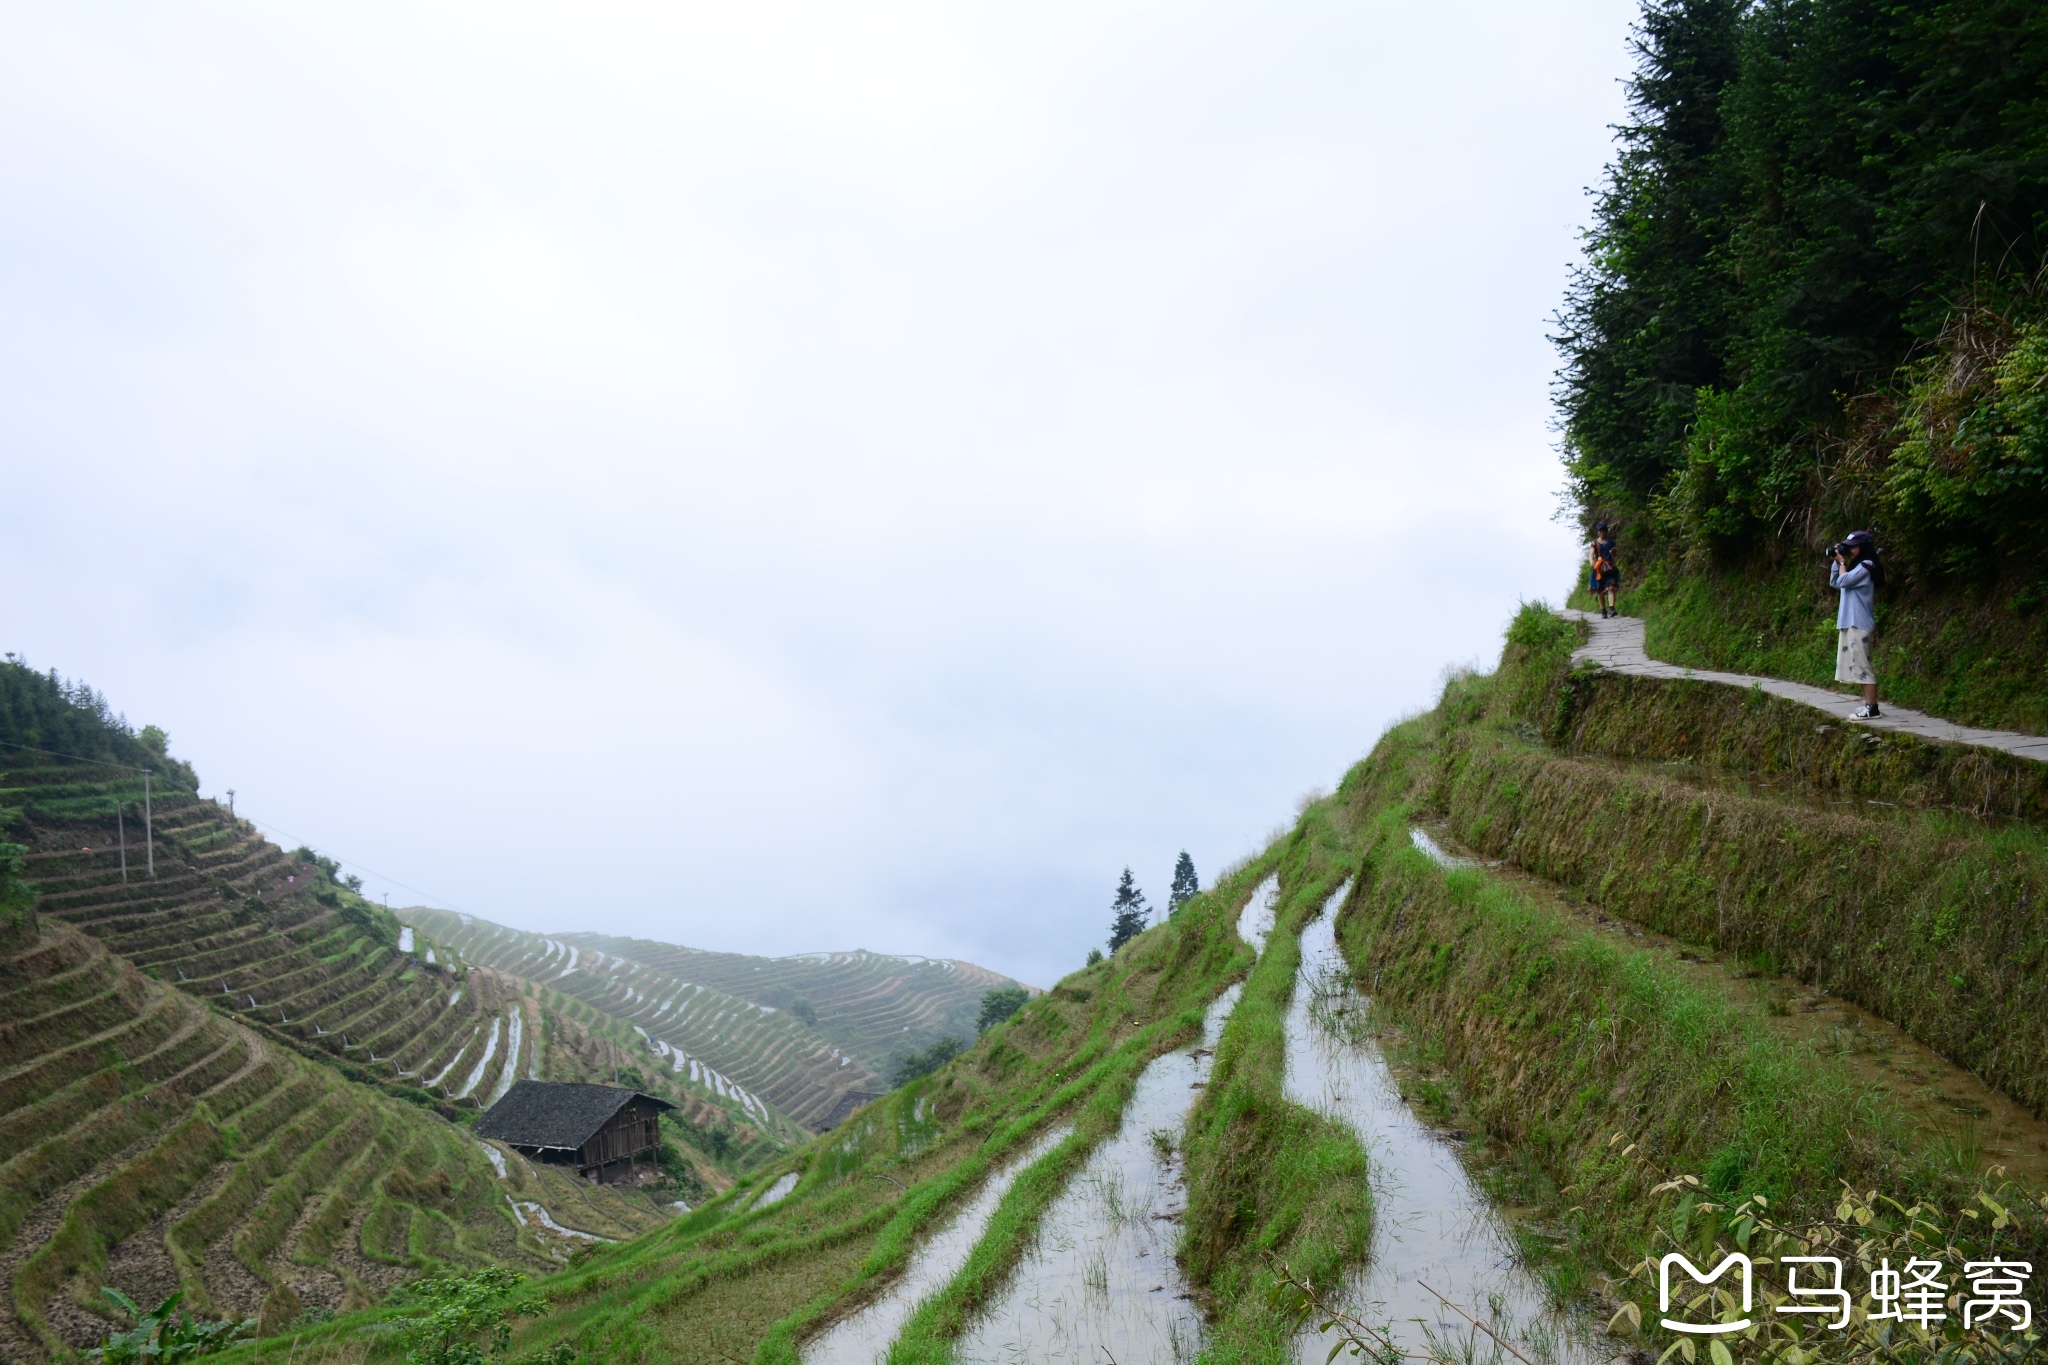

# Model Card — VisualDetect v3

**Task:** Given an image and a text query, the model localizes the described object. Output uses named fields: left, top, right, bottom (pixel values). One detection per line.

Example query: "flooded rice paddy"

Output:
left=1237, top=873, right=1279, bottom=955
left=803, top=1124, right=1074, bottom=1365
left=752, top=1171, right=802, bottom=1210
left=1409, top=826, right=1479, bottom=870
left=1285, top=888, right=1615, bottom=1365
left=952, top=983, right=1245, bottom=1365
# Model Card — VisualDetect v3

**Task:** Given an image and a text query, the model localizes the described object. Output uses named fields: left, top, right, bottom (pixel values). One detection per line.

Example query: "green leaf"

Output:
left=99, top=1287, right=142, bottom=1320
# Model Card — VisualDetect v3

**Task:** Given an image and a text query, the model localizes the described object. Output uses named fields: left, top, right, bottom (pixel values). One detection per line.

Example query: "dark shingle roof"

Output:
left=474, top=1081, right=674, bottom=1150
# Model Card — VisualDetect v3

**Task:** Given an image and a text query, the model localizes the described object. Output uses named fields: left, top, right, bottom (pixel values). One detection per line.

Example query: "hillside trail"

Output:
left=1562, top=610, right=2048, bottom=761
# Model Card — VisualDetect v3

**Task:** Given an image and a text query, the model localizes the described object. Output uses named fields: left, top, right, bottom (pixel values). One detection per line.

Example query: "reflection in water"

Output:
left=804, top=1124, right=1074, bottom=1365
left=955, top=984, right=1244, bottom=1365
left=1238, top=874, right=1280, bottom=955
left=752, top=1170, right=801, bottom=1210
left=1409, top=827, right=1477, bottom=870
left=1285, top=898, right=1615, bottom=1365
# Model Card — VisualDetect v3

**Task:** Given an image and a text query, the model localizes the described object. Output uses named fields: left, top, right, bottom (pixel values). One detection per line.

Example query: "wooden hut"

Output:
left=476, top=1081, right=675, bottom=1183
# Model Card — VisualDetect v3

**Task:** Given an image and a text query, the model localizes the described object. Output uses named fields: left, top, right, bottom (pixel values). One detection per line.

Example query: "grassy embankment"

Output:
left=1331, top=604, right=2048, bottom=1348
left=1176, top=806, right=1372, bottom=1362
left=1467, top=607, right=2048, bottom=1114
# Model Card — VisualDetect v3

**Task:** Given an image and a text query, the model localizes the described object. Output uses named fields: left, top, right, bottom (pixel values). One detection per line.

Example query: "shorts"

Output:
left=1589, top=570, right=1619, bottom=592
left=1835, top=627, right=1876, bottom=685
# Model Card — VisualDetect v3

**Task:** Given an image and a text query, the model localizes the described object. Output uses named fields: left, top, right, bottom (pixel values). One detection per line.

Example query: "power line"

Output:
left=235, top=813, right=469, bottom=916
left=0, top=734, right=469, bottom=924
left=0, top=737, right=158, bottom=774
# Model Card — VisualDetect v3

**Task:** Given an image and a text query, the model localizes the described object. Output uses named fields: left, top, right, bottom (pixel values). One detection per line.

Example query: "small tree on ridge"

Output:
left=1107, top=869, right=1148, bottom=953
left=1168, top=851, right=1198, bottom=916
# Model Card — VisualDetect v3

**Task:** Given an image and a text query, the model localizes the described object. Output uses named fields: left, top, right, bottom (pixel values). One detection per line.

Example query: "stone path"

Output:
left=1559, top=609, right=2048, bottom=763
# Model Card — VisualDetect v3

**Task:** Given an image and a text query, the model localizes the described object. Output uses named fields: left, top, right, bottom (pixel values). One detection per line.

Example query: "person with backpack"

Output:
left=1587, top=522, right=1620, bottom=618
left=1830, top=530, right=1883, bottom=719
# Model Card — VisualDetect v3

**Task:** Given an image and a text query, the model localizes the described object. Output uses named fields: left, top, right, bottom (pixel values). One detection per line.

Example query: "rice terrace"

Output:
left=6, top=0, right=2048, bottom=1362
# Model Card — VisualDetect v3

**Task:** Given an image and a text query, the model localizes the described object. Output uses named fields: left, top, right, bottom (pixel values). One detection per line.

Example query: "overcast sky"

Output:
left=2, top=1, right=1636, bottom=988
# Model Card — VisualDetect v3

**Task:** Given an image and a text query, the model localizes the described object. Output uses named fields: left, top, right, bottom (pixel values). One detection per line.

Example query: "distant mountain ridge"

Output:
left=559, top=932, right=1024, bottom=1062
left=397, top=913, right=1029, bottom=1134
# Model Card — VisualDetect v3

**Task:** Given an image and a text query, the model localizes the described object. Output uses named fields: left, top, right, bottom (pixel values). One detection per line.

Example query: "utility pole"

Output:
left=116, top=801, right=127, bottom=883
left=143, top=773, right=154, bottom=878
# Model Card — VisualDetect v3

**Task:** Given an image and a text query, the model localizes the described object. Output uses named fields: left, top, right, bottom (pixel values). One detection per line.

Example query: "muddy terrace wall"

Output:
left=1460, top=607, right=2048, bottom=1121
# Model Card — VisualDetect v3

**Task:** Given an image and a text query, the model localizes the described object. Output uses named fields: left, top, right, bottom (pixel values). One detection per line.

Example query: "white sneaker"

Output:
left=1850, top=704, right=1881, bottom=720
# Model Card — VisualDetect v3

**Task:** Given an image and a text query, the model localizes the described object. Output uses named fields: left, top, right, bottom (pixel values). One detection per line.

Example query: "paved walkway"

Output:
left=1559, top=609, right=2048, bottom=763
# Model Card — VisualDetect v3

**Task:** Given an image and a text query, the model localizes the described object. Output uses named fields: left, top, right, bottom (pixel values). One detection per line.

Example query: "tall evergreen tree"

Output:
left=1107, top=868, right=1148, bottom=953
left=1555, top=0, right=1747, bottom=508
left=1557, top=0, right=2048, bottom=562
left=1168, top=852, right=1198, bottom=916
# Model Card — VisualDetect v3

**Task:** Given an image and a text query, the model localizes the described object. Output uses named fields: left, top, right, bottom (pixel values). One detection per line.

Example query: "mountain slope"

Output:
left=0, top=913, right=541, bottom=1358
left=229, top=610, right=2048, bottom=1365
left=0, top=663, right=714, bottom=1360
left=560, top=934, right=1024, bottom=1074
left=402, top=910, right=902, bottom=1134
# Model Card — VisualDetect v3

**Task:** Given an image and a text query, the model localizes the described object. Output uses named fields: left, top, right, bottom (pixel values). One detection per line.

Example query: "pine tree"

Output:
left=1107, top=869, right=1148, bottom=953
left=1168, top=852, right=1198, bottom=916
left=1554, top=0, right=1745, bottom=505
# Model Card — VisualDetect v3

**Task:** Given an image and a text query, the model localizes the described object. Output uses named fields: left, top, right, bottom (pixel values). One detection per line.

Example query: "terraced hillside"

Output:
left=0, top=914, right=555, bottom=1360
left=405, top=910, right=887, bottom=1134
left=0, top=689, right=746, bottom=1360
left=11, top=758, right=531, bottom=1118
left=2, top=743, right=787, bottom=1155
left=563, top=934, right=1025, bottom=1072
left=214, top=609, right=2048, bottom=1365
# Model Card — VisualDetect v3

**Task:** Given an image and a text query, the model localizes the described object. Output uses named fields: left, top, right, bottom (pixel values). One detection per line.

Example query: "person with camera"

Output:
left=1829, top=530, right=1883, bottom=719
left=1587, top=521, right=1620, bottom=618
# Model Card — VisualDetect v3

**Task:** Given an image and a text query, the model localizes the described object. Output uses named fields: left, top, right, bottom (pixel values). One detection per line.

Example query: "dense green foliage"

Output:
left=1557, top=0, right=2048, bottom=578
left=0, top=658, right=198, bottom=789
left=85, top=1289, right=250, bottom=1363
left=889, top=1035, right=965, bottom=1087
left=0, top=835, right=33, bottom=948
left=391, top=1269, right=570, bottom=1365
left=973, top=986, right=1028, bottom=1033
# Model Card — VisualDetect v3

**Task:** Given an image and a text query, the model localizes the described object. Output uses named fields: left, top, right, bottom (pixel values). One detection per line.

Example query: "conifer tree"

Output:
left=1168, top=852, right=1198, bottom=916
left=1107, top=868, right=1148, bottom=953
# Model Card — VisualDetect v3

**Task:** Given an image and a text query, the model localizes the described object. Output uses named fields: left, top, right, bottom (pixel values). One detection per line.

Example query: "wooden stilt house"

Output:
left=476, top=1081, right=674, bottom=1183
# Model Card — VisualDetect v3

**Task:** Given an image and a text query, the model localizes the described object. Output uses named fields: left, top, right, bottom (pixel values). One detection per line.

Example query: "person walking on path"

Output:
left=1830, top=530, right=1883, bottom=719
left=1587, top=522, right=1620, bottom=618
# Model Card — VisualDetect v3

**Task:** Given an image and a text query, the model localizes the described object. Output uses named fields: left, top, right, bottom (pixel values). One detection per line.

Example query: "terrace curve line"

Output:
left=1562, top=609, right=2048, bottom=762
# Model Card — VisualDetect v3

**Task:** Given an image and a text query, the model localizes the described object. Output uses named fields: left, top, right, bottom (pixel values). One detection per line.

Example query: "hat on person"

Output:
left=1844, top=529, right=1874, bottom=549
